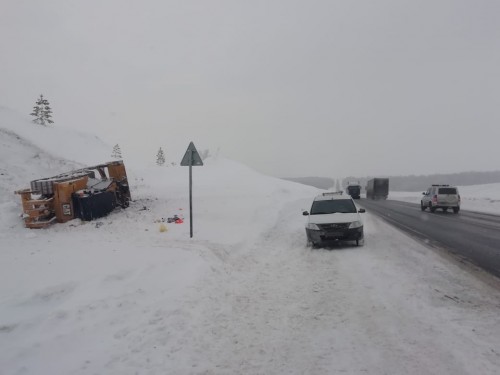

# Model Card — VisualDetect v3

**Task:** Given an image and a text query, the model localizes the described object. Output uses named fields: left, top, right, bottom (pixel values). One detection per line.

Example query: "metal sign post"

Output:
left=180, top=142, right=203, bottom=238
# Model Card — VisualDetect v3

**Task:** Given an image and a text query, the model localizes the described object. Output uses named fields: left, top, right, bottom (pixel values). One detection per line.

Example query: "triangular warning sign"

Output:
left=180, top=142, right=204, bottom=166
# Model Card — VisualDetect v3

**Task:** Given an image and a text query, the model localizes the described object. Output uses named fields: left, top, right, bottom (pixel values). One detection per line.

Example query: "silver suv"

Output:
left=421, top=184, right=460, bottom=213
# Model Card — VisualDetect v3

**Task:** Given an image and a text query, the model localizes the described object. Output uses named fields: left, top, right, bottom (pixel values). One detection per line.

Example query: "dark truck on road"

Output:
left=366, top=178, right=389, bottom=200
left=346, top=183, right=361, bottom=199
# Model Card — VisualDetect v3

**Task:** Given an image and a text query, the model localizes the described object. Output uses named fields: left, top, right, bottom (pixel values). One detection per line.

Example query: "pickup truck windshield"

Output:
left=310, top=199, right=357, bottom=214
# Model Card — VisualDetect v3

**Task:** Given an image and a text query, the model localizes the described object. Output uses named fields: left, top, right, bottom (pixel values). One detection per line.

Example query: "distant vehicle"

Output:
left=303, top=191, right=365, bottom=247
left=421, top=184, right=460, bottom=213
left=366, top=178, right=389, bottom=200
left=346, top=182, right=361, bottom=199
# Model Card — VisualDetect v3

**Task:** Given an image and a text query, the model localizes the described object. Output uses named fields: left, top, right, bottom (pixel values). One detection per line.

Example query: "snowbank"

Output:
left=2, top=107, right=500, bottom=374
left=0, top=106, right=111, bottom=166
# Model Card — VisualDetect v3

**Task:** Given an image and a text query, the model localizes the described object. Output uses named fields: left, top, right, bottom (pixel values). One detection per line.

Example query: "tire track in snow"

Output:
left=171, top=201, right=500, bottom=374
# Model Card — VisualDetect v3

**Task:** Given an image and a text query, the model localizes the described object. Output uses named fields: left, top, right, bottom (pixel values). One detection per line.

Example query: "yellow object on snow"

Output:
left=159, top=223, right=168, bottom=232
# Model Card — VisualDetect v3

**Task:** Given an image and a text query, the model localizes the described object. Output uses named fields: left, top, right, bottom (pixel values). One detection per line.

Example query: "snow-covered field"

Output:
left=1, top=108, right=500, bottom=375
left=390, top=186, right=500, bottom=215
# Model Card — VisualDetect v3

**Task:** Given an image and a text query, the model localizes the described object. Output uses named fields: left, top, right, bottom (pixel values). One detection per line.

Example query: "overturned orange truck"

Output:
left=15, top=160, right=131, bottom=229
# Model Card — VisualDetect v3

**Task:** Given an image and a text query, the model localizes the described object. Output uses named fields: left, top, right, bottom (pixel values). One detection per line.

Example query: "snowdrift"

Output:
left=2, top=107, right=500, bottom=375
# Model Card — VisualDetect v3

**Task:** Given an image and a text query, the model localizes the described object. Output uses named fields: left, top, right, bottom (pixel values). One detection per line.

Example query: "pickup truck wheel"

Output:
left=453, top=207, right=460, bottom=214
left=429, top=203, right=436, bottom=213
left=420, top=202, right=426, bottom=211
left=443, top=207, right=448, bottom=212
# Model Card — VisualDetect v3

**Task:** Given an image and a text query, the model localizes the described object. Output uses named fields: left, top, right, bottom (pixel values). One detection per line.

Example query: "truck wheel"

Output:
left=429, top=203, right=436, bottom=213
left=453, top=207, right=460, bottom=214
left=443, top=207, right=448, bottom=212
left=420, top=202, right=426, bottom=211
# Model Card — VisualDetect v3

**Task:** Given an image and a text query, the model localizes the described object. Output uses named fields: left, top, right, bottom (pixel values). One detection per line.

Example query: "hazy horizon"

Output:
left=2, top=0, right=499, bottom=179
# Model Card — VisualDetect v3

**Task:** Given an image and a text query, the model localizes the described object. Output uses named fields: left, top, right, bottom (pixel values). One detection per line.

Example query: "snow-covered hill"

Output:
left=0, top=107, right=110, bottom=166
left=1, top=108, right=500, bottom=374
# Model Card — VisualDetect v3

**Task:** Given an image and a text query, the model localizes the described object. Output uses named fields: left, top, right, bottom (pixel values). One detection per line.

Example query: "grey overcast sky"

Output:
left=1, top=0, right=499, bottom=178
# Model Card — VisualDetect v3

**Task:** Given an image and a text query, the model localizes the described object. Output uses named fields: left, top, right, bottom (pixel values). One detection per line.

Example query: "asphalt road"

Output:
left=359, top=198, right=500, bottom=278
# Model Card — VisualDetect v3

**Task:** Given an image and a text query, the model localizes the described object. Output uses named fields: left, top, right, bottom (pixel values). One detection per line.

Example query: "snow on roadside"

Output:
left=390, top=184, right=500, bottom=215
left=2, top=107, right=500, bottom=374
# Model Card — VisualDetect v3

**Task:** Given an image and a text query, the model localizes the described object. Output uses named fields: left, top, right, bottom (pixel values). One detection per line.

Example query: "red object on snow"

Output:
left=175, top=218, right=183, bottom=224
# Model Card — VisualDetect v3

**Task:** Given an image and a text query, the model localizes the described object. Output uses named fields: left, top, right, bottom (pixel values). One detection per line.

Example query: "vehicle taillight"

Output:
left=432, top=195, right=438, bottom=204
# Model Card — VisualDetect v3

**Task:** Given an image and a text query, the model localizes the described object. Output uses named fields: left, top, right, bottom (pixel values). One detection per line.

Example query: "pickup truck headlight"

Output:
left=349, top=221, right=362, bottom=229
left=306, top=223, right=320, bottom=230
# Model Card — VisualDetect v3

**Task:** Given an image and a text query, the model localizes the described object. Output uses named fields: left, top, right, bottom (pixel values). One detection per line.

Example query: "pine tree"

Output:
left=30, top=94, right=54, bottom=126
left=111, top=144, right=122, bottom=159
left=156, top=147, right=165, bottom=166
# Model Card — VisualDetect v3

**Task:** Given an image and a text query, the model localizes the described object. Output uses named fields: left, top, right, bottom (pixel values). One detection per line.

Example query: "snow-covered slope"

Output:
left=0, top=106, right=111, bottom=166
left=1, top=108, right=500, bottom=375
